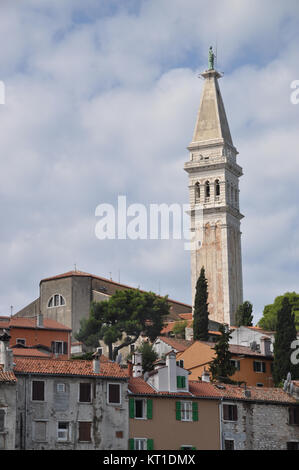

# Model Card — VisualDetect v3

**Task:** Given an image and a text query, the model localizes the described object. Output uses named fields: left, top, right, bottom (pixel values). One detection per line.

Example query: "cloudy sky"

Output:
left=0, top=0, right=298, bottom=324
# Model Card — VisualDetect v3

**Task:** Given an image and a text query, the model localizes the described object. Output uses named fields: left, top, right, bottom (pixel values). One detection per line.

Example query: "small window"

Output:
left=78, top=422, right=92, bottom=442
left=16, top=338, right=26, bottom=346
left=0, top=409, right=5, bottom=432
left=176, top=360, right=184, bottom=368
left=130, top=344, right=135, bottom=353
left=256, top=383, right=264, bottom=388
left=135, top=399, right=145, bottom=419
left=79, top=383, right=91, bottom=403
left=224, top=439, right=235, bottom=450
left=134, top=438, right=147, bottom=450
left=205, top=181, right=210, bottom=198
left=230, top=359, right=240, bottom=371
left=48, top=294, right=66, bottom=308
left=223, top=404, right=238, bottom=422
left=195, top=182, right=200, bottom=202
left=181, top=402, right=192, bottom=422
left=287, top=441, right=299, bottom=450
left=108, top=383, right=121, bottom=405
left=177, top=376, right=186, bottom=389
left=253, top=361, right=266, bottom=373
left=51, top=341, right=68, bottom=355
left=215, top=179, right=220, bottom=197
left=33, top=421, right=47, bottom=442
left=57, top=422, right=70, bottom=442
left=57, top=383, right=66, bottom=393
left=289, top=407, right=299, bottom=425
left=32, top=381, right=45, bottom=401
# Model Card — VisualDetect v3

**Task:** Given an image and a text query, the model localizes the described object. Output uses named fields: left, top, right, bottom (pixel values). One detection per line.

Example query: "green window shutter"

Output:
left=176, top=401, right=181, bottom=421
left=192, top=402, right=198, bottom=421
left=129, top=438, right=134, bottom=450
left=177, top=376, right=181, bottom=388
left=147, top=399, right=153, bottom=419
left=182, top=376, right=186, bottom=388
left=129, top=398, right=135, bottom=418
left=147, top=439, right=154, bottom=450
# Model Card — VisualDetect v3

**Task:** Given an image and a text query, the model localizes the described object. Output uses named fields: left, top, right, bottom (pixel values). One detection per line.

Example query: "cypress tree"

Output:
left=193, top=267, right=209, bottom=341
left=235, top=301, right=253, bottom=327
left=273, top=296, right=298, bottom=386
left=209, top=324, right=236, bottom=382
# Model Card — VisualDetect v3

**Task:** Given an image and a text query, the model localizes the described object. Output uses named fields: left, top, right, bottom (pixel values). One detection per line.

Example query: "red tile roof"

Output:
left=214, top=383, right=298, bottom=404
left=13, top=357, right=128, bottom=379
left=9, top=316, right=71, bottom=331
left=156, top=336, right=193, bottom=352
left=0, top=365, right=17, bottom=384
left=12, top=348, right=50, bottom=358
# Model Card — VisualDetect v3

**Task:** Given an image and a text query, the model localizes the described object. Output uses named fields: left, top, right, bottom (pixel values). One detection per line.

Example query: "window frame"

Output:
left=0, top=408, right=6, bottom=433
left=78, top=421, right=92, bottom=443
left=107, top=382, right=121, bottom=406
left=253, top=361, right=266, bottom=373
left=289, top=406, right=299, bottom=426
left=134, top=398, right=146, bottom=419
left=79, top=382, right=92, bottom=404
left=33, top=420, right=48, bottom=442
left=16, top=338, right=26, bottom=346
left=134, top=438, right=147, bottom=450
left=31, top=380, right=45, bottom=402
left=224, top=439, right=235, bottom=450
left=223, top=403, right=238, bottom=422
left=57, top=421, right=71, bottom=442
left=181, top=401, right=192, bottom=422
left=47, top=294, right=66, bottom=308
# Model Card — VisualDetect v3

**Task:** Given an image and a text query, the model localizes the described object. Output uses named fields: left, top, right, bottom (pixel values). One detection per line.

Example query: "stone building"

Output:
left=0, top=333, right=17, bottom=450
left=184, top=61, right=243, bottom=325
left=15, top=270, right=192, bottom=340
left=13, top=355, right=129, bottom=450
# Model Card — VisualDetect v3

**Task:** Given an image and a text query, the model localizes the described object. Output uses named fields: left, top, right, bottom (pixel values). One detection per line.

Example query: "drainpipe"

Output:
left=219, top=398, right=223, bottom=450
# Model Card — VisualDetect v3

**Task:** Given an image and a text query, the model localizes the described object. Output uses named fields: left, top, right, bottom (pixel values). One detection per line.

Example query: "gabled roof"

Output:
left=4, top=316, right=71, bottom=332
left=156, top=336, right=193, bottom=352
left=12, top=348, right=50, bottom=358
left=13, top=357, right=128, bottom=379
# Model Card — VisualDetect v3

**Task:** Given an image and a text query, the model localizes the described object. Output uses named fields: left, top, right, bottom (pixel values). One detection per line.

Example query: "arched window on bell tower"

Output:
left=195, top=182, right=200, bottom=203
left=205, top=181, right=210, bottom=200
left=215, top=179, right=220, bottom=198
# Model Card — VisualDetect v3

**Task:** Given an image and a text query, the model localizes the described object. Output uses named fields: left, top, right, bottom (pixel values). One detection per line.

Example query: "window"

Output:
left=223, top=404, right=238, bottom=422
left=215, top=179, right=220, bottom=197
left=224, top=439, right=235, bottom=450
left=79, top=383, right=91, bottom=403
left=32, top=381, right=45, bottom=401
left=16, top=338, right=26, bottom=346
left=195, top=182, right=200, bottom=202
left=0, top=409, right=5, bottom=432
left=176, top=360, right=184, bottom=368
left=230, top=359, right=240, bottom=371
left=130, top=344, right=135, bottom=353
left=57, top=422, right=70, bottom=442
left=33, top=421, right=47, bottom=442
left=78, top=422, right=92, bottom=442
left=56, top=383, right=66, bottom=393
left=176, top=401, right=198, bottom=421
left=289, top=407, right=299, bottom=425
left=48, top=294, right=66, bottom=308
left=129, top=438, right=154, bottom=450
left=181, top=402, right=192, bottom=422
left=108, top=383, right=121, bottom=405
left=256, top=383, right=264, bottom=387
left=287, top=441, right=299, bottom=450
left=177, top=375, right=186, bottom=389
left=129, top=398, right=153, bottom=419
left=253, top=361, right=266, bottom=373
left=51, top=341, right=68, bottom=355
left=205, top=181, right=210, bottom=199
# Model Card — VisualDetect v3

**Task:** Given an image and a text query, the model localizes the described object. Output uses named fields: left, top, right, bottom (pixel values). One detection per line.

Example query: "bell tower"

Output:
left=184, top=48, right=243, bottom=326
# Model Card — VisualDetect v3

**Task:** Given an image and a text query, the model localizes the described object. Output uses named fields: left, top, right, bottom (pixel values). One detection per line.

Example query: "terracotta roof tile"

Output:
left=12, top=348, right=50, bottom=358
left=157, top=336, right=193, bottom=352
left=13, top=357, right=128, bottom=379
left=214, top=382, right=297, bottom=404
left=0, top=365, right=17, bottom=384
left=9, top=316, right=71, bottom=331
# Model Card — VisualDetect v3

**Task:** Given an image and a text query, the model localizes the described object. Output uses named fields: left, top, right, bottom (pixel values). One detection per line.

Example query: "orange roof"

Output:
left=157, top=336, right=193, bottom=352
left=0, top=365, right=17, bottom=384
left=178, top=313, right=193, bottom=320
left=12, top=348, right=50, bottom=358
left=215, top=383, right=297, bottom=404
left=8, top=316, right=71, bottom=331
left=13, top=357, right=128, bottom=379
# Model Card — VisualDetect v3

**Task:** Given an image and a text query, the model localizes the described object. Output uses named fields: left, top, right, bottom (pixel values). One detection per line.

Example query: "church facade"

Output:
left=184, top=61, right=244, bottom=326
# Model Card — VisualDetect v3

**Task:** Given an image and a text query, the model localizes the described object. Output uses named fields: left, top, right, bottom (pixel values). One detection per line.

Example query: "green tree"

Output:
left=172, top=320, right=188, bottom=339
left=235, top=301, right=253, bottom=327
left=258, top=292, right=299, bottom=331
left=209, top=324, right=236, bottom=383
left=272, top=296, right=299, bottom=386
left=137, top=342, right=158, bottom=373
left=193, top=267, right=209, bottom=341
left=75, top=289, right=169, bottom=360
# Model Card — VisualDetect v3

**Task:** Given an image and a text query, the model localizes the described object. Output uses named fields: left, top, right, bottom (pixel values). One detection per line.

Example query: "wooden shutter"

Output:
left=176, top=401, right=181, bottom=421
left=182, top=376, right=186, bottom=388
left=232, top=405, right=238, bottom=421
left=129, top=438, right=135, bottom=450
left=147, top=439, right=154, bottom=450
left=147, top=399, right=153, bottom=419
left=79, top=383, right=91, bottom=402
left=129, top=398, right=135, bottom=418
left=32, top=381, right=44, bottom=401
left=63, top=342, right=68, bottom=354
left=0, top=409, right=4, bottom=432
left=192, top=402, right=198, bottom=421
left=177, top=376, right=181, bottom=388
left=79, top=422, right=91, bottom=442
left=262, top=362, right=266, bottom=373
left=109, top=384, right=120, bottom=404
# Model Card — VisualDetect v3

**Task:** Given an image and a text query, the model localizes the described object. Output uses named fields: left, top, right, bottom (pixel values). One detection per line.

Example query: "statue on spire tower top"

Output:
left=208, top=46, right=215, bottom=70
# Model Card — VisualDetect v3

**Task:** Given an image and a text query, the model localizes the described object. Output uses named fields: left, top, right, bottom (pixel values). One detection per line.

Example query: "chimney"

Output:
left=93, top=351, right=101, bottom=374
left=127, top=360, right=133, bottom=377
left=132, top=352, right=143, bottom=378
left=37, top=314, right=43, bottom=328
left=201, top=368, right=210, bottom=383
left=260, top=337, right=272, bottom=356
left=166, top=350, right=177, bottom=392
left=0, top=331, right=13, bottom=372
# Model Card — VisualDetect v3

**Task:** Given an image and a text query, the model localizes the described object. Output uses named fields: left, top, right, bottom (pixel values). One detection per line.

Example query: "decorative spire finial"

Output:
left=208, top=46, right=215, bottom=70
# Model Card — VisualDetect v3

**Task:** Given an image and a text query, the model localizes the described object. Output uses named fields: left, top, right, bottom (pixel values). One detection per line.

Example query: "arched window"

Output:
left=215, top=179, right=220, bottom=197
left=48, top=294, right=66, bottom=308
left=205, top=181, right=210, bottom=198
left=195, top=182, right=200, bottom=202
